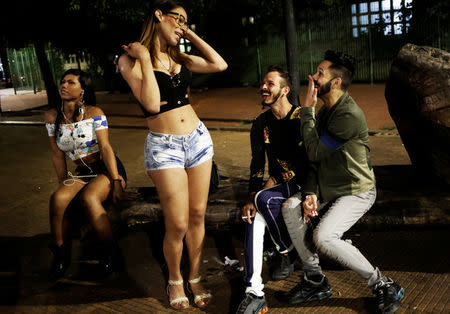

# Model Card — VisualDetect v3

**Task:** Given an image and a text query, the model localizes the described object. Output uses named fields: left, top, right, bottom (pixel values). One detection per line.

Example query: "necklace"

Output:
left=61, top=103, right=84, bottom=123
left=157, top=53, right=172, bottom=75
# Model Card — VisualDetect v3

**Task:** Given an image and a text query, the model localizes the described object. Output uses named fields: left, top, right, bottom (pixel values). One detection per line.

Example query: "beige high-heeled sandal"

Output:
left=167, top=279, right=189, bottom=310
left=188, top=276, right=212, bottom=308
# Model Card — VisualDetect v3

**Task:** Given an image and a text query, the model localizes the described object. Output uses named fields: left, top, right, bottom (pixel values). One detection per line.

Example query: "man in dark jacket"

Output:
left=280, top=51, right=405, bottom=314
left=236, top=65, right=309, bottom=314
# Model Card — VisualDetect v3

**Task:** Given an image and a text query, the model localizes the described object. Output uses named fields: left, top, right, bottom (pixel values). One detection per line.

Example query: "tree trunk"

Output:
left=282, top=0, right=300, bottom=106
left=0, top=37, right=12, bottom=87
left=385, top=43, right=450, bottom=184
left=75, top=52, right=81, bottom=70
left=34, top=40, right=59, bottom=107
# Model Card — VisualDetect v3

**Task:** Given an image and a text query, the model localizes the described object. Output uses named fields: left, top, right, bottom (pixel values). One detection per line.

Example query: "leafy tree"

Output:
left=0, top=1, right=69, bottom=105
left=0, top=0, right=149, bottom=105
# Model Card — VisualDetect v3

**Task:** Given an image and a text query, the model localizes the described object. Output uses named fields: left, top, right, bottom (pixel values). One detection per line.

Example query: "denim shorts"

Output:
left=144, top=121, right=214, bottom=171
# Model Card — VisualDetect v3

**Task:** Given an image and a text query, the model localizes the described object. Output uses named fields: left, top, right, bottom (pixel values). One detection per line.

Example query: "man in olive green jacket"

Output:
left=280, top=51, right=405, bottom=314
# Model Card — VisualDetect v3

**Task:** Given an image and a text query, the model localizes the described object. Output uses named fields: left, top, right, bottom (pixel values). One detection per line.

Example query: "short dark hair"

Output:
left=324, top=50, right=355, bottom=91
left=266, top=65, right=292, bottom=89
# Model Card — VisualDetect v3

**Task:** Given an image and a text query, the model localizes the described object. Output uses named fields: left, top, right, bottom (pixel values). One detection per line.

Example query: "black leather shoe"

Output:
left=271, top=253, right=294, bottom=281
left=49, top=242, right=71, bottom=280
left=98, top=242, right=123, bottom=277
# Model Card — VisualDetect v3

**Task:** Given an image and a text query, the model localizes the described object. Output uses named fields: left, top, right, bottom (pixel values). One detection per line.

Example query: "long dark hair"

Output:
left=139, top=0, right=191, bottom=68
left=54, top=69, right=96, bottom=137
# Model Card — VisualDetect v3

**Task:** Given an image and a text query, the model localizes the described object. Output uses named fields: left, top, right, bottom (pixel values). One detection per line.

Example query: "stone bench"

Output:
left=106, top=165, right=449, bottom=235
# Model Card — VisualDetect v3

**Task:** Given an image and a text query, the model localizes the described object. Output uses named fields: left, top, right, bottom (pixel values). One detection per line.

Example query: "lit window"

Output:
left=360, top=15, right=369, bottom=25
left=384, top=24, right=392, bottom=35
left=394, top=23, right=403, bottom=34
left=351, top=1, right=412, bottom=37
left=179, top=38, right=191, bottom=53
left=393, top=0, right=402, bottom=9
left=360, top=3, right=368, bottom=13
left=371, top=14, right=380, bottom=24
left=370, top=1, right=379, bottom=11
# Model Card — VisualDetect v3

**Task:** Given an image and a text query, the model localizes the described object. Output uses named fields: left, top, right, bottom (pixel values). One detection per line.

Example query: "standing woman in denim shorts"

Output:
left=119, top=0, right=227, bottom=310
left=45, top=69, right=138, bottom=280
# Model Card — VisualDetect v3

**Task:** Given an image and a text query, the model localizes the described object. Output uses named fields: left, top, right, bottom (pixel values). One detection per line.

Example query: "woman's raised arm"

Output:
left=119, top=42, right=161, bottom=114
left=182, top=29, right=228, bottom=74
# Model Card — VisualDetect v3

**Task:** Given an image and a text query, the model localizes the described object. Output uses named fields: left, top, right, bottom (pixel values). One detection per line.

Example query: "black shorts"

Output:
left=74, top=155, right=127, bottom=184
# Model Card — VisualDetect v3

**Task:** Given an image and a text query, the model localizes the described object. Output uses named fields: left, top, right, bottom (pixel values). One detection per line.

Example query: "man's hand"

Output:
left=242, top=197, right=257, bottom=224
left=302, top=194, right=318, bottom=223
left=304, top=75, right=318, bottom=108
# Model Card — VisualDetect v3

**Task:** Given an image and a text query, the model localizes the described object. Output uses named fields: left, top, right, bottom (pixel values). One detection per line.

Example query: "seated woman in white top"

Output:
left=44, top=69, right=137, bottom=280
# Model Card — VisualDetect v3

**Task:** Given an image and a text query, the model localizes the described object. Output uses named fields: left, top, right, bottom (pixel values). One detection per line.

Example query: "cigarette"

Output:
left=242, top=216, right=248, bottom=219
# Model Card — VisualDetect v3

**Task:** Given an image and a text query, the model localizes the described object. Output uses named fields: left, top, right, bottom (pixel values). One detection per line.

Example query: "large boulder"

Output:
left=385, top=43, right=450, bottom=184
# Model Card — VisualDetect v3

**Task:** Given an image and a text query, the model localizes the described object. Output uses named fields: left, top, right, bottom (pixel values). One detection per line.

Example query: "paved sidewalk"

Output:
left=0, top=89, right=47, bottom=112
left=0, top=224, right=448, bottom=313
left=0, top=84, right=396, bottom=132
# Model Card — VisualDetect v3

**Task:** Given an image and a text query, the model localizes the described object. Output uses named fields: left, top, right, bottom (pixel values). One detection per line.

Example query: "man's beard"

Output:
left=261, top=90, right=282, bottom=107
left=317, top=79, right=333, bottom=97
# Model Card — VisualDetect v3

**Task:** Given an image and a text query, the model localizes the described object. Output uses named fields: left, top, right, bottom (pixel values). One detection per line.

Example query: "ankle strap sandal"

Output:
left=188, top=276, right=212, bottom=308
left=167, top=279, right=189, bottom=310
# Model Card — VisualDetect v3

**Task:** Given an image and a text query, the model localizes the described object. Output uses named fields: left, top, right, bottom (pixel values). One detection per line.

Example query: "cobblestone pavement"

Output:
left=0, top=227, right=448, bottom=313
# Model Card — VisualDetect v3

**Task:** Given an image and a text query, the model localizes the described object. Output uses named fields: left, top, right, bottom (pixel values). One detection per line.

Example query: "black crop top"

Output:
left=139, top=64, right=192, bottom=117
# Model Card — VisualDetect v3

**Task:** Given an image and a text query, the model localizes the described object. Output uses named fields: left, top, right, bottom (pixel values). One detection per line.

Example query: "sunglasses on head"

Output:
left=165, top=11, right=187, bottom=27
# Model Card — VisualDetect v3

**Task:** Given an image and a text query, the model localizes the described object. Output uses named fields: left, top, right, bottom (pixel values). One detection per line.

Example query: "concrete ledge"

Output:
left=107, top=165, right=449, bottom=233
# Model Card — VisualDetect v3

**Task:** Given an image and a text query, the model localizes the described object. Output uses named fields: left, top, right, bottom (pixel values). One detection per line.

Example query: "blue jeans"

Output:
left=282, top=188, right=382, bottom=287
left=144, top=121, right=214, bottom=171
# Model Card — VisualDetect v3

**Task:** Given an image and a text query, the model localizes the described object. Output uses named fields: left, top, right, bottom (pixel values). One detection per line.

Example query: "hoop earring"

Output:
left=79, top=90, right=85, bottom=107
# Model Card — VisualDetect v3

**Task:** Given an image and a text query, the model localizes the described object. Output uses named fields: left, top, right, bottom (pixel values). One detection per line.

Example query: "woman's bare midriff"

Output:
left=74, top=152, right=101, bottom=166
left=145, top=105, right=200, bottom=135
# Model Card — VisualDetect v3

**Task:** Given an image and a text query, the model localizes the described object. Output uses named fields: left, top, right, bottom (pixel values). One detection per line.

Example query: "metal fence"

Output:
left=6, top=44, right=63, bottom=94
left=220, top=5, right=449, bottom=87
left=5, top=5, right=450, bottom=90
left=7, top=46, right=42, bottom=93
